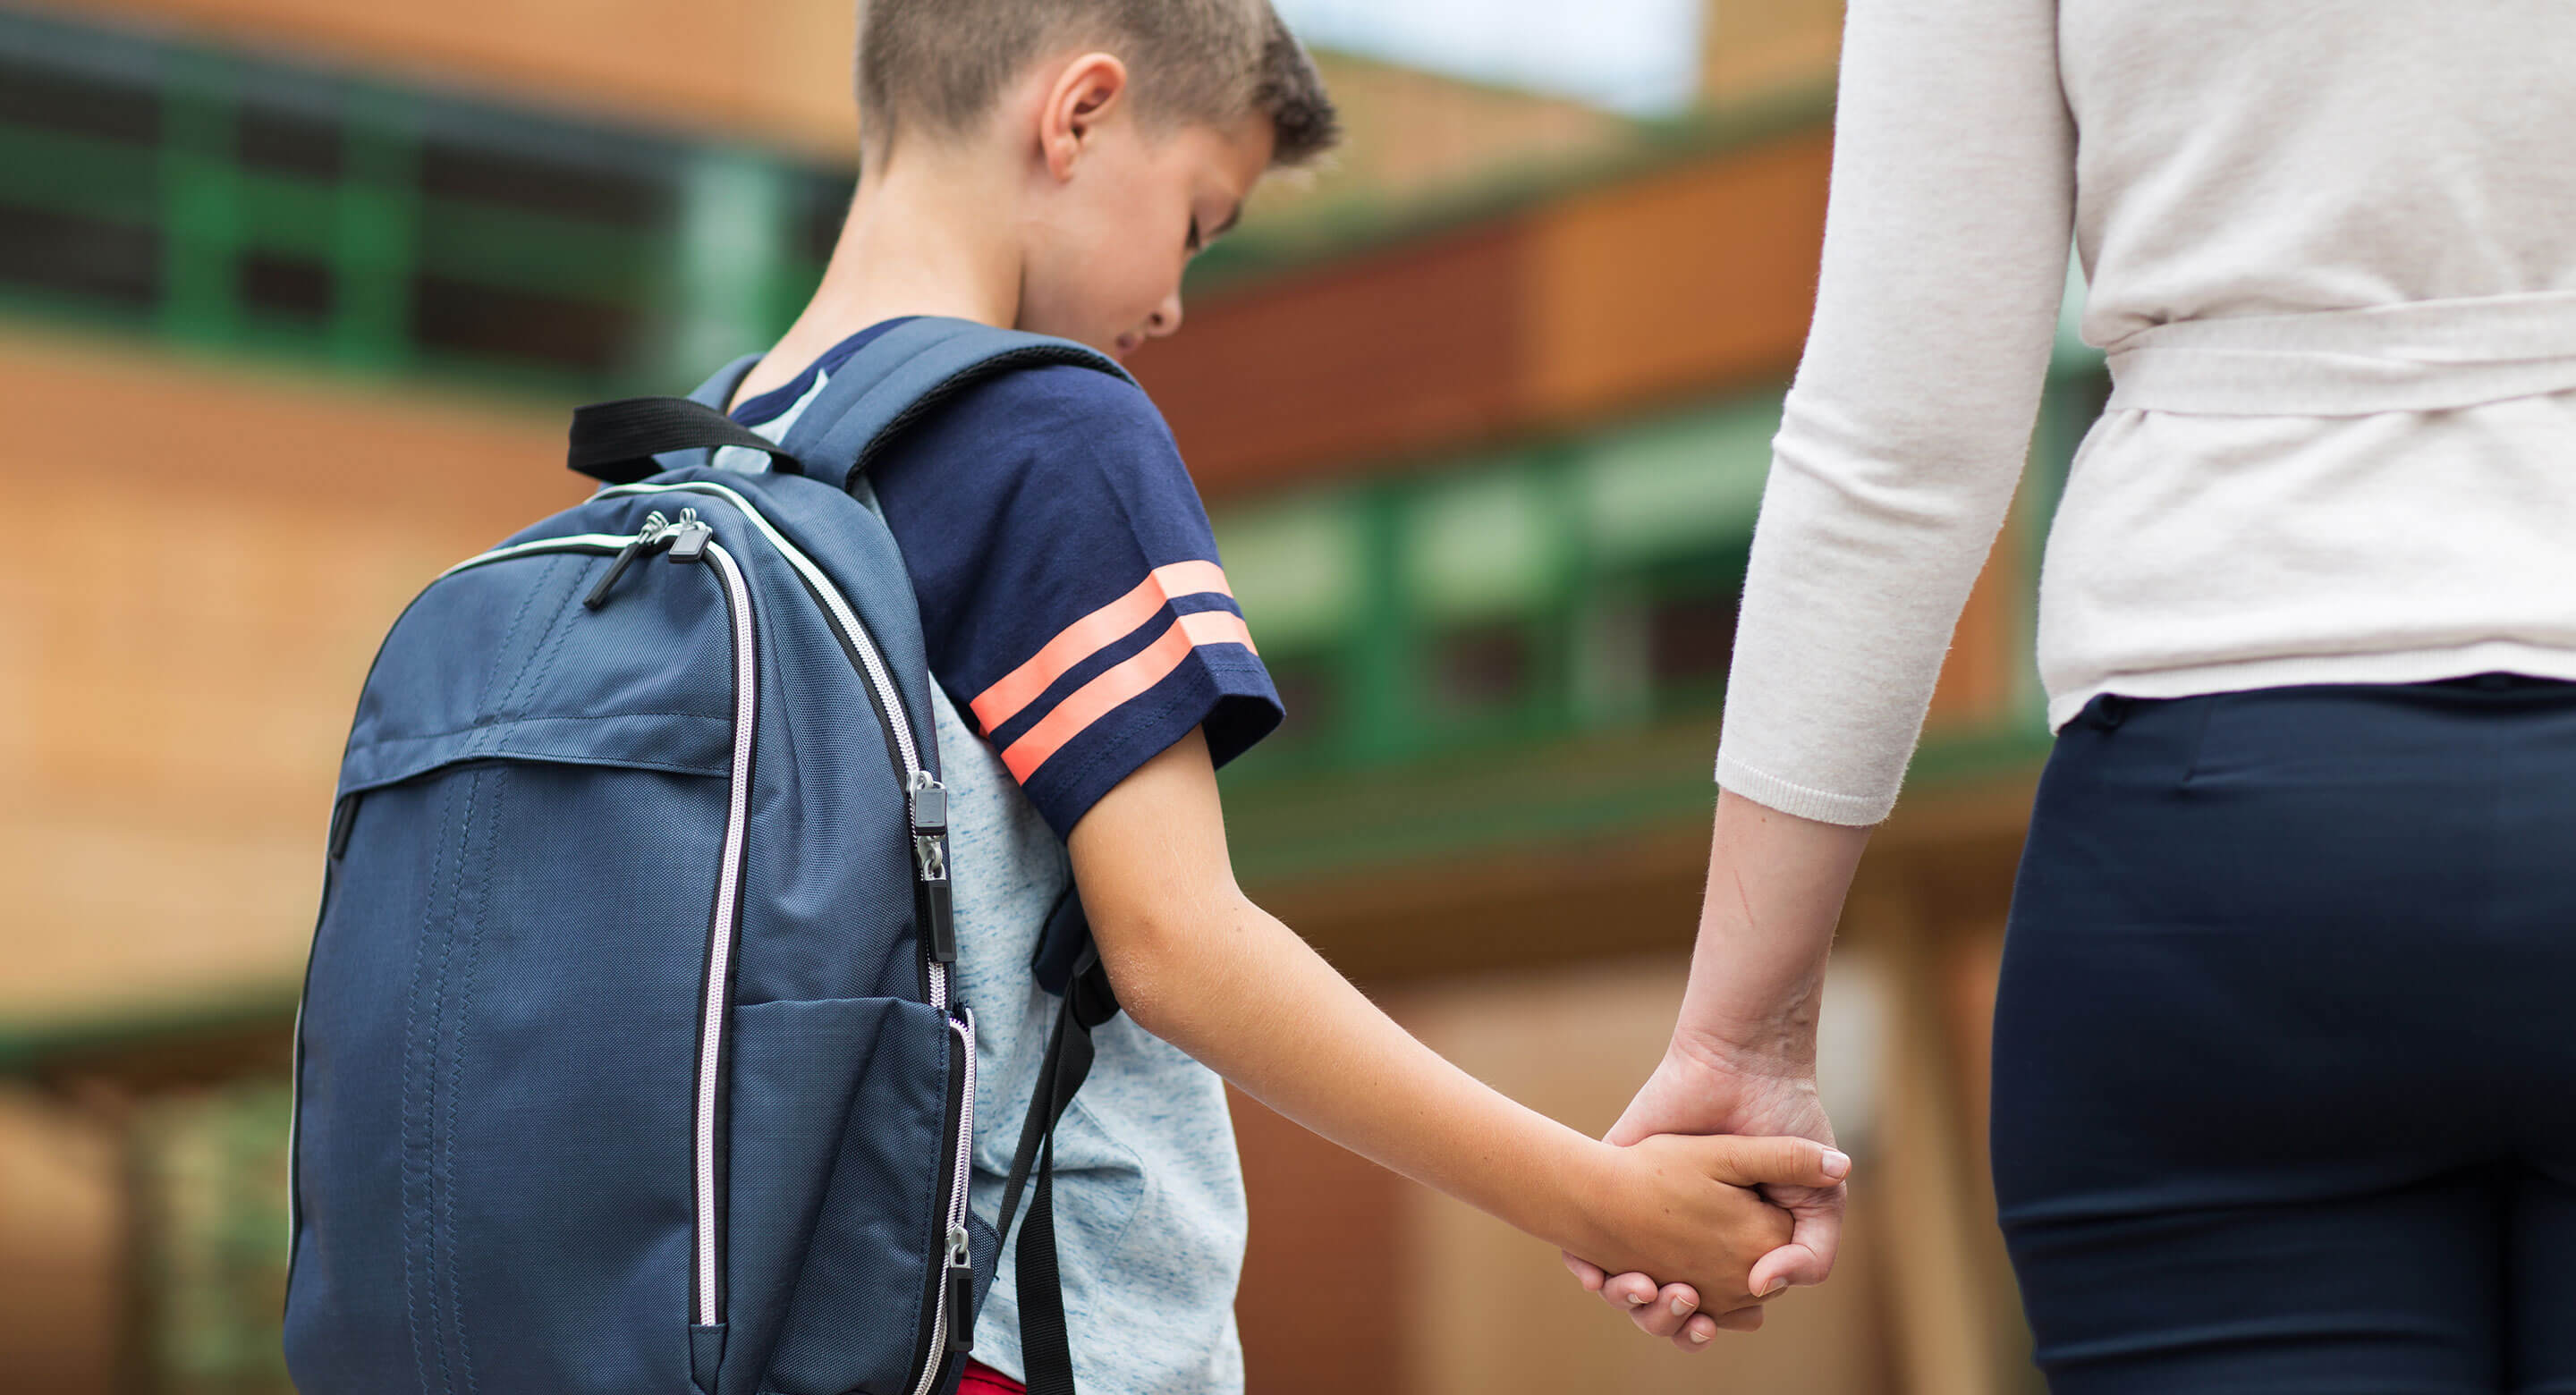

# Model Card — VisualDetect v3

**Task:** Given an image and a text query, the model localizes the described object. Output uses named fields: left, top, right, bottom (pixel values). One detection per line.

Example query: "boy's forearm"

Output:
left=1066, top=733, right=1610, bottom=1257
left=1113, top=879, right=1606, bottom=1253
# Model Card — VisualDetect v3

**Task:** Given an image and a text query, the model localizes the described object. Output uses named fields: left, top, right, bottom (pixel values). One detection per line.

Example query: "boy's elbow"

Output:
left=1085, top=887, right=1233, bottom=1046
left=1090, top=902, right=1183, bottom=1040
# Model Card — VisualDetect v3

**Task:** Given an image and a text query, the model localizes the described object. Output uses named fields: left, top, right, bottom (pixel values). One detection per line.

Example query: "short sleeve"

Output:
left=867, top=364, right=1282, bottom=838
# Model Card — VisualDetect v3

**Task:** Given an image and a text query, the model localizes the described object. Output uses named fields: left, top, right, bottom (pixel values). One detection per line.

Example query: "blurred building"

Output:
left=0, top=0, right=2104, bottom=1391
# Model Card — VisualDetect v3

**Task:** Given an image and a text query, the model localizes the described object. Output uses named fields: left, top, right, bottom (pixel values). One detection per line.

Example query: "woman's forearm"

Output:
left=1672, top=790, right=1873, bottom=1071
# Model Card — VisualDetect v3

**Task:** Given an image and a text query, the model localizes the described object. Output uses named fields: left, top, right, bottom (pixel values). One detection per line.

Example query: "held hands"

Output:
left=1561, top=790, right=1864, bottom=1347
left=1564, top=1130, right=1850, bottom=1340
left=1565, top=1045, right=1848, bottom=1348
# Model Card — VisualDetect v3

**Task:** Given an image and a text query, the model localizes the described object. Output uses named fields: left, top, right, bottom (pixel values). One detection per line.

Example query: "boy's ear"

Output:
left=1040, top=52, right=1129, bottom=181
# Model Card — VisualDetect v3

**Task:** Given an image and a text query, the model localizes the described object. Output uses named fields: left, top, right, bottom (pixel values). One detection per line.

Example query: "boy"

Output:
left=720, top=3, right=1847, bottom=1389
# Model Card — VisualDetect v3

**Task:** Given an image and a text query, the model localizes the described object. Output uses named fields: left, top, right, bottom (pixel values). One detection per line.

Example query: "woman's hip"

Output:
left=1991, top=676, right=2576, bottom=1211
left=1989, top=678, right=2576, bottom=1390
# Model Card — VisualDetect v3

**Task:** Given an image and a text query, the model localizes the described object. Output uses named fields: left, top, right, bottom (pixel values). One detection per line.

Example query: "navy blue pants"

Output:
left=1993, top=677, right=2576, bottom=1394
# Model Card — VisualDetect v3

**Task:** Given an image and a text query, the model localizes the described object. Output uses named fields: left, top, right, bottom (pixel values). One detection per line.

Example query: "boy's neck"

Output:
left=730, top=148, right=1023, bottom=407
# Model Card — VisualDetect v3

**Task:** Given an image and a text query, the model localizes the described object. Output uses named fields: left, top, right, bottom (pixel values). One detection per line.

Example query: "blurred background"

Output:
left=0, top=0, right=2106, bottom=1389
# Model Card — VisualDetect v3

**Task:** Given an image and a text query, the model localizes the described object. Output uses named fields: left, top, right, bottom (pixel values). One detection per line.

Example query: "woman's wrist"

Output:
left=1673, top=787, right=1867, bottom=1077
left=1668, top=981, right=1824, bottom=1080
left=1674, top=1029, right=1814, bottom=1086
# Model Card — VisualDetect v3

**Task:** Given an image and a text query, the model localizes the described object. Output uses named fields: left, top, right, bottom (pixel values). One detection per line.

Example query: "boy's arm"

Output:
left=1065, top=728, right=1850, bottom=1303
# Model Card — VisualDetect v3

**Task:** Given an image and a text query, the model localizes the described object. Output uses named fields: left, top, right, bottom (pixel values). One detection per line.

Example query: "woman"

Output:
left=1565, top=0, right=2576, bottom=1387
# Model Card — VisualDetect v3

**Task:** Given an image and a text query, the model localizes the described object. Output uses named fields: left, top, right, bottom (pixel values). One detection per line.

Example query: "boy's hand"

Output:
left=1567, top=1049, right=1847, bottom=1348
left=1565, top=1133, right=1843, bottom=1336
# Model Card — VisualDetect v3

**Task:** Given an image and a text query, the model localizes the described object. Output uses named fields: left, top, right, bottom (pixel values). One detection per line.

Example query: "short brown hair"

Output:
left=856, top=0, right=1339, bottom=168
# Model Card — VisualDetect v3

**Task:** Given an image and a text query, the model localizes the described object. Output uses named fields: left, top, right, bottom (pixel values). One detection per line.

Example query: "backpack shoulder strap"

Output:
left=683, top=352, right=764, bottom=411
left=992, top=930, right=1121, bottom=1395
left=775, top=317, right=1131, bottom=495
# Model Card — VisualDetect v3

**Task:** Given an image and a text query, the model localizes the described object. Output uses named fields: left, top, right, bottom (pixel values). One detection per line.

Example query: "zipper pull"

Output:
left=911, top=778, right=956, bottom=964
left=583, top=511, right=668, bottom=609
left=665, top=508, right=713, bottom=564
left=943, top=1224, right=976, bottom=1354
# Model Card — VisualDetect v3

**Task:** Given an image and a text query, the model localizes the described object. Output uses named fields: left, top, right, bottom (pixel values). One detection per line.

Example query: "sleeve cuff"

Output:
left=1714, top=751, right=1897, bottom=827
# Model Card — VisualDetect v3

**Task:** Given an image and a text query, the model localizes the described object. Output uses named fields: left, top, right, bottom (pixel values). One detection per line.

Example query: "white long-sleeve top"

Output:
left=1715, top=0, right=2576, bottom=825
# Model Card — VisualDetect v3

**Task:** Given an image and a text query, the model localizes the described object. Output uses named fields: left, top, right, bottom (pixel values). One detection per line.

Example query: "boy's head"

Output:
left=854, top=0, right=1339, bottom=359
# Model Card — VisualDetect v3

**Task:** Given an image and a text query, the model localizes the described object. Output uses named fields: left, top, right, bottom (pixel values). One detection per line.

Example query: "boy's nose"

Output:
left=1146, top=292, right=1183, bottom=339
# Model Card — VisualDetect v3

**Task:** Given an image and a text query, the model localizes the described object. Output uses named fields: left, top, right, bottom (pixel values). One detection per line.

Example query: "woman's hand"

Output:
left=1562, top=790, right=1868, bottom=1348
left=1564, top=1044, right=1847, bottom=1348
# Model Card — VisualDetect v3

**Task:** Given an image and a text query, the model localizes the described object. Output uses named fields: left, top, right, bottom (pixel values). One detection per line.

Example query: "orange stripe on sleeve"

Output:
left=1172, top=607, right=1256, bottom=654
left=968, top=560, right=1234, bottom=732
left=998, top=609, right=1257, bottom=783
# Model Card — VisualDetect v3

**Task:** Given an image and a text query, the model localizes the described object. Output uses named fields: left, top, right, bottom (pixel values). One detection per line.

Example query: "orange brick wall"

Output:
left=1522, top=131, right=1831, bottom=423
left=0, top=332, right=576, bottom=1026
left=1136, top=129, right=1834, bottom=500
left=42, top=0, right=864, bottom=156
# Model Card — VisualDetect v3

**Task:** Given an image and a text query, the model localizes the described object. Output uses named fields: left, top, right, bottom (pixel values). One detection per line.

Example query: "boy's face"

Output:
left=1017, top=104, right=1275, bottom=362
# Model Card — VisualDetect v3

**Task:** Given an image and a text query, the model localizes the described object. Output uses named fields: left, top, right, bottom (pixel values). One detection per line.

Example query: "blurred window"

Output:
left=241, top=251, right=333, bottom=326
left=1430, top=620, right=1533, bottom=718
left=0, top=51, right=159, bottom=144
left=412, top=275, right=637, bottom=377
left=419, top=138, right=673, bottom=226
left=0, top=204, right=159, bottom=310
left=1645, top=581, right=1741, bottom=692
left=798, top=172, right=857, bottom=264
left=236, top=101, right=343, bottom=180
left=0, top=10, right=818, bottom=389
left=1264, top=659, right=1336, bottom=751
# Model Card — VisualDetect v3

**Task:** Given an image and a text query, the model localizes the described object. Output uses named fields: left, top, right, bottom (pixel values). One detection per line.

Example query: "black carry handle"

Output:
left=567, top=396, right=801, bottom=485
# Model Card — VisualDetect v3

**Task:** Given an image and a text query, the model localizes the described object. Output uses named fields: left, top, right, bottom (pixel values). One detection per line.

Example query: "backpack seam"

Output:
left=354, top=711, right=735, bottom=745
left=490, top=561, right=592, bottom=735
left=439, top=767, right=506, bottom=1395
left=469, top=559, right=564, bottom=743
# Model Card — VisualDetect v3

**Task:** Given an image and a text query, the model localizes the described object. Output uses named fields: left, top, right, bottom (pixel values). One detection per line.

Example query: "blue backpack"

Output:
left=285, top=320, right=1128, bottom=1395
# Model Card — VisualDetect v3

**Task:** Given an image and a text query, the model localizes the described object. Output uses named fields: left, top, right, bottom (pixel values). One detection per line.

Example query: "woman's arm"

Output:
left=1718, top=0, right=2073, bottom=825
left=1067, top=731, right=1853, bottom=1307
left=1566, top=792, right=1868, bottom=1343
left=1582, top=0, right=2075, bottom=1344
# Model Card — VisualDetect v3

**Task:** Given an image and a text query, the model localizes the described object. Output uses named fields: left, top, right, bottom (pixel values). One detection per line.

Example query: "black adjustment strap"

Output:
left=995, top=943, right=1120, bottom=1395
left=566, top=396, right=802, bottom=484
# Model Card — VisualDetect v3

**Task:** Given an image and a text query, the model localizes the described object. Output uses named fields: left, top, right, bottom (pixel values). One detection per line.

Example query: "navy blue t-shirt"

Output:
left=731, top=322, right=1281, bottom=838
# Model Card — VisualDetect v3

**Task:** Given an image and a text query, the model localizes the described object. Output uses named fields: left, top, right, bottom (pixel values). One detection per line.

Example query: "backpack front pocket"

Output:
left=720, top=995, right=965, bottom=1395
left=290, top=753, right=726, bottom=1395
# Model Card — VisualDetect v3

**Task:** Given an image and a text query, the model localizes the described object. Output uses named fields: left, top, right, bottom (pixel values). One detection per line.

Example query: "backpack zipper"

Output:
left=922, top=1007, right=979, bottom=1395
left=583, top=508, right=699, bottom=608
left=432, top=520, right=757, bottom=1332
left=687, top=534, right=755, bottom=1331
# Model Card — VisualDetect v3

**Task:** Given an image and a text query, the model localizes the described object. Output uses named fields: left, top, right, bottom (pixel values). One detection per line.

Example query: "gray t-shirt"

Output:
left=733, top=347, right=1266, bottom=1392
left=932, top=681, right=1250, bottom=1394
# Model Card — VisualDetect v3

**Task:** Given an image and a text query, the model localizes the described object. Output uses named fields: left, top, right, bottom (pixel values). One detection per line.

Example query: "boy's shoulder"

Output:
left=878, top=351, right=1206, bottom=539
left=917, top=355, right=1182, bottom=470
